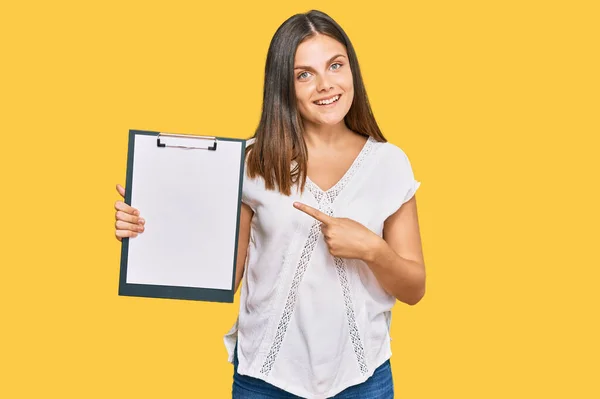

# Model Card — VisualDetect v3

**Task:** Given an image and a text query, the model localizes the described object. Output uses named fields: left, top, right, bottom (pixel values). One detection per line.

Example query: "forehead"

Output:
left=294, top=34, right=347, bottom=65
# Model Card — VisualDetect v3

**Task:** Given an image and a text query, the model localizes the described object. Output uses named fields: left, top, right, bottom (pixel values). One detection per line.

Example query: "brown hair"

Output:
left=246, top=10, right=387, bottom=195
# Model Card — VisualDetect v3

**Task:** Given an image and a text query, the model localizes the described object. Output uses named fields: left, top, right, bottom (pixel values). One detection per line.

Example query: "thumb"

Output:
left=116, top=183, right=125, bottom=198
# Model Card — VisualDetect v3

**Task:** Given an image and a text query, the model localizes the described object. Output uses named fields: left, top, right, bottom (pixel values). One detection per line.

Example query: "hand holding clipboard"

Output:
left=114, top=183, right=145, bottom=240
left=115, top=130, right=248, bottom=303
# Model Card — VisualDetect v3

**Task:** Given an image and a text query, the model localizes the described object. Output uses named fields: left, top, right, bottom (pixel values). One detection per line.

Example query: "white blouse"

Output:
left=224, top=136, right=421, bottom=398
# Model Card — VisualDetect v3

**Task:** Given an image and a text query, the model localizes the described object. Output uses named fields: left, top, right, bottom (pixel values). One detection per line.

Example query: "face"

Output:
left=293, top=34, right=354, bottom=128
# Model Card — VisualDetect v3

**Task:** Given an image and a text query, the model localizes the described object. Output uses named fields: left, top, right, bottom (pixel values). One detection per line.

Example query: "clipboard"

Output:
left=118, top=129, right=247, bottom=303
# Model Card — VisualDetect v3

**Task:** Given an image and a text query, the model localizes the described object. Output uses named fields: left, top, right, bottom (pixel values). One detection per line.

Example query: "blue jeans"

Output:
left=232, top=343, right=394, bottom=398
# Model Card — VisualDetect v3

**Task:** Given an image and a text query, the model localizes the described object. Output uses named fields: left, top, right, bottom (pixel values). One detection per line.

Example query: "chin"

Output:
left=320, top=113, right=348, bottom=125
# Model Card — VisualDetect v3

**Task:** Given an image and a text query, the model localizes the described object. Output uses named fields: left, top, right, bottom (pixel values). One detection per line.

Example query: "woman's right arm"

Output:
left=114, top=183, right=253, bottom=295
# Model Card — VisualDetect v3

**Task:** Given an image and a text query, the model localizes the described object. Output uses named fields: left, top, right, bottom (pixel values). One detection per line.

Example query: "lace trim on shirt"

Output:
left=306, top=136, right=376, bottom=202
left=259, top=137, right=377, bottom=376
left=334, top=256, right=368, bottom=374
left=259, top=220, right=322, bottom=375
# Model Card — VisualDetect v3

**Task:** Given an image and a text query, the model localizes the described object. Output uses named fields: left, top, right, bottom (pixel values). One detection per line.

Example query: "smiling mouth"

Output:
left=313, top=94, right=341, bottom=106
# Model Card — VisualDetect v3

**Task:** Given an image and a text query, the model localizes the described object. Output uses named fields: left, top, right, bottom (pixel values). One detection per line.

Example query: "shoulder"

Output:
left=371, top=140, right=420, bottom=189
left=242, top=138, right=265, bottom=186
left=376, top=141, right=412, bottom=169
left=243, top=138, right=257, bottom=168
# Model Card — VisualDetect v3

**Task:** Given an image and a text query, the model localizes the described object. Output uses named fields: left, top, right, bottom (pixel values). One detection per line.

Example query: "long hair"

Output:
left=246, top=9, right=387, bottom=196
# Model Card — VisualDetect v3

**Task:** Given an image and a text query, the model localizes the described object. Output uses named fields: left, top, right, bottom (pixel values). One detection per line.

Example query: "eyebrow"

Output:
left=294, top=54, right=347, bottom=71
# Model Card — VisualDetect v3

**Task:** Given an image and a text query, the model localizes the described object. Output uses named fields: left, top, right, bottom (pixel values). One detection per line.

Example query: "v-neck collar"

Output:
left=305, top=136, right=376, bottom=205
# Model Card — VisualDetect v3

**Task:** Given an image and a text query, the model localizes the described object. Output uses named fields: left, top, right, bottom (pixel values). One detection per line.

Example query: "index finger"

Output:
left=293, top=202, right=332, bottom=224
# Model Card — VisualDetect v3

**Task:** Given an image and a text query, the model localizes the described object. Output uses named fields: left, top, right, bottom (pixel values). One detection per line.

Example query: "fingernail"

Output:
left=135, top=210, right=140, bottom=216
left=139, top=218, right=145, bottom=224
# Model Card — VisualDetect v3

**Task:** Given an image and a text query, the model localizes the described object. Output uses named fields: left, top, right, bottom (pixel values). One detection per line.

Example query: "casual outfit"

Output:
left=224, top=136, right=421, bottom=398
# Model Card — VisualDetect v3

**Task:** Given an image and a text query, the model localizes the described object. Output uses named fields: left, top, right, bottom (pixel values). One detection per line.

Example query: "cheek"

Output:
left=296, top=88, right=317, bottom=119
left=295, top=83, right=311, bottom=101
left=343, top=78, right=354, bottom=107
left=342, top=73, right=354, bottom=95
left=345, top=86, right=354, bottom=104
left=296, top=96, right=309, bottom=113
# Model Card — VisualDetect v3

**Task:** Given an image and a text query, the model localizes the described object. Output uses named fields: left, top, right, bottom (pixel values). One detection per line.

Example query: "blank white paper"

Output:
left=125, top=134, right=243, bottom=290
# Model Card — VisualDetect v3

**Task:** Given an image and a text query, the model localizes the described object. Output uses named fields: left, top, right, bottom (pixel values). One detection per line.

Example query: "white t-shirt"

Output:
left=224, top=136, right=421, bottom=398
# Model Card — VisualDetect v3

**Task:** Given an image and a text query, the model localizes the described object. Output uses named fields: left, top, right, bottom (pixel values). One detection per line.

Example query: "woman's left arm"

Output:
left=293, top=196, right=426, bottom=305
left=364, top=195, right=426, bottom=305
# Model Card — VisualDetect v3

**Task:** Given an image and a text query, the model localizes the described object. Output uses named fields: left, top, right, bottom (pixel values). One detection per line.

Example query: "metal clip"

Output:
left=157, top=132, right=218, bottom=151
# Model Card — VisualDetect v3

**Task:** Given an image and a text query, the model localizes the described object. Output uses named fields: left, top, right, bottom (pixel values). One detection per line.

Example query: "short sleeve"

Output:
left=241, top=180, right=258, bottom=213
left=381, top=144, right=421, bottom=220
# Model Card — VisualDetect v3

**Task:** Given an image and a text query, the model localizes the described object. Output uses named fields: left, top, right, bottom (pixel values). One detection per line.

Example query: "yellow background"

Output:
left=1, top=0, right=598, bottom=398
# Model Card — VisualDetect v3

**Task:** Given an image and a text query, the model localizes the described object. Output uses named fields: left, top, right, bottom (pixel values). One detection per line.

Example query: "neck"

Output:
left=302, top=120, right=355, bottom=149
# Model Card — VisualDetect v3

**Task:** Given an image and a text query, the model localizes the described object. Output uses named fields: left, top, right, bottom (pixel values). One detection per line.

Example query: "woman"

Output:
left=114, top=10, right=425, bottom=399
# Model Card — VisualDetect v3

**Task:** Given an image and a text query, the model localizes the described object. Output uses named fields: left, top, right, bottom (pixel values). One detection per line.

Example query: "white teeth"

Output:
left=315, top=95, right=340, bottom=105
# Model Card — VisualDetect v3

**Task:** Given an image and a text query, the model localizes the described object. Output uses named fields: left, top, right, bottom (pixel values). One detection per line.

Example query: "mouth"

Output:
left=313, top=94, right=342, bottom=106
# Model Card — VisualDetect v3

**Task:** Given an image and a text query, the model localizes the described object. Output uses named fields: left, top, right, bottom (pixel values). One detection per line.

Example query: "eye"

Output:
left=297, top=71, right=311, bottom=80
left=330, top=62, right=343, bottom=70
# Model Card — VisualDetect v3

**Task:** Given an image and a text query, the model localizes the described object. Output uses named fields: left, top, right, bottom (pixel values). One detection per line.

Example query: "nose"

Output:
left=316, top=74, right=334, bottom=93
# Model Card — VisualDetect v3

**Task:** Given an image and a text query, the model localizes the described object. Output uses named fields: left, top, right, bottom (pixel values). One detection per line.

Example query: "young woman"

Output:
left=114, top=10, right=425, bottom=399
